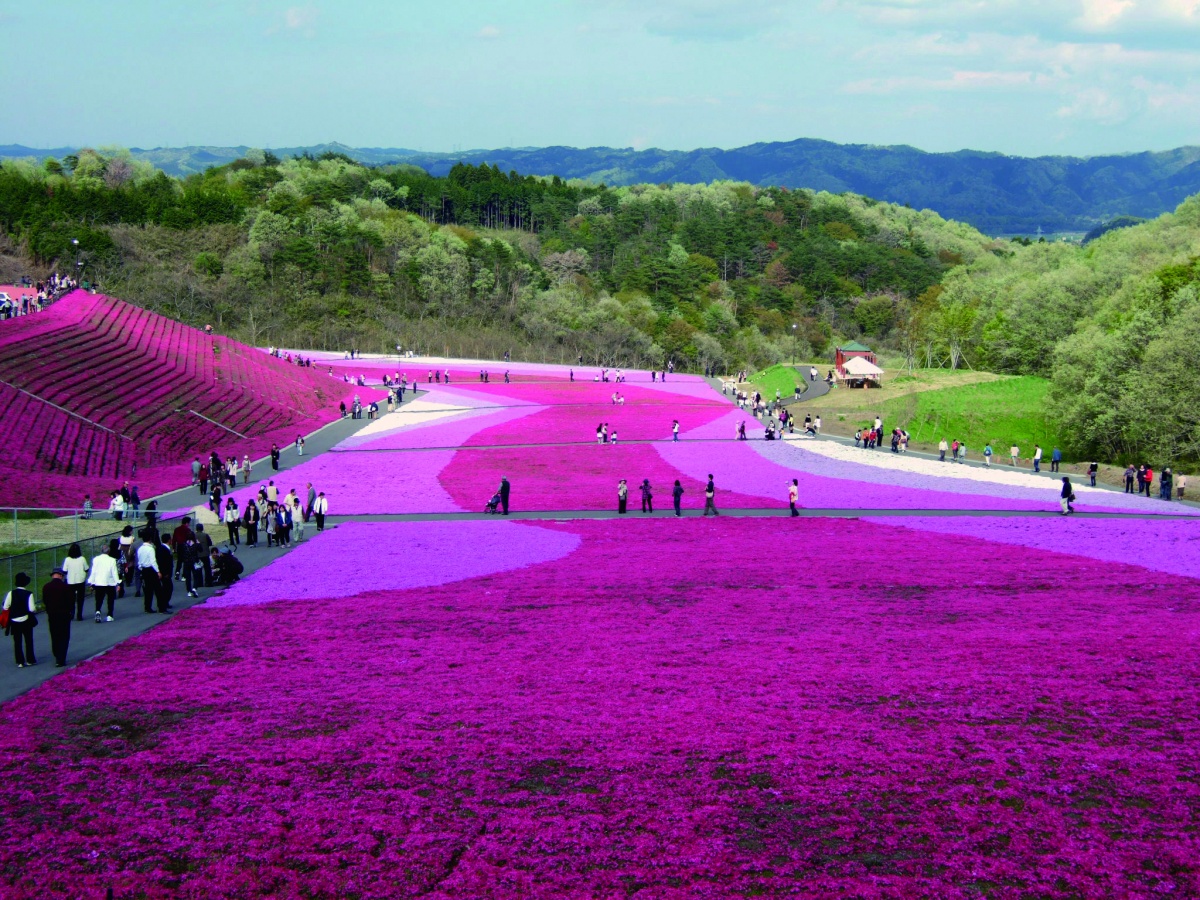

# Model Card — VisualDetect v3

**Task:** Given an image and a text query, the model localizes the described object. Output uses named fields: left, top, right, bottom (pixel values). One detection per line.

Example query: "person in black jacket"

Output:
left=1060, top=477, right=1076, bottom=515
left=271, top=444, right=281, bottom=471
left=4, top=572, right=37, bottom=667
left=640, top=479, right=654, bottom=514
left=499, top=477, right=510, bottom=515
left=153, top=535, right=175, bottom=613
left=42, top=568, right=74, bottom=667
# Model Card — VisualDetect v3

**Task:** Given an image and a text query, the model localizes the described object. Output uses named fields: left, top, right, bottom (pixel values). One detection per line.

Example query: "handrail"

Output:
left=183, top=408, right=247, bottom=439
left=0, top=375, right=131, bottom=439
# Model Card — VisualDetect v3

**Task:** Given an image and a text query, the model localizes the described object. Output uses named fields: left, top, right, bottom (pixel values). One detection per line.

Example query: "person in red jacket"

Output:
left=170, top=517, right=195, bottom=580
left=1144, top=466, right=1155, bottom=497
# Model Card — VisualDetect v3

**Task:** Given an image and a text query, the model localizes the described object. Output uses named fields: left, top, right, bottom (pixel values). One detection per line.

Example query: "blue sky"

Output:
left=4, top=0, right=1200, bottom=157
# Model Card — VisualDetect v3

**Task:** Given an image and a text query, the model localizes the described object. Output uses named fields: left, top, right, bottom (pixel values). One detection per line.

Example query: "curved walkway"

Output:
left=785, top=366, right=831, bottom=404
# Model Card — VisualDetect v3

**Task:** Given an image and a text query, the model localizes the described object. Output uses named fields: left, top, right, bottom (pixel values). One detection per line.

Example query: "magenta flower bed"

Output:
left=0, top=290, right=374, bottom=507
left=2, top=517, right=1200, bottom=898
left=223, top=449, right=463, bottom=514
left=209, top=520, right=581, bottom=606
left=868, top=514, right=1200, bottom=582
left=438, top=443, right=769, bottom=511
left=343, top=405, right=542, bottom=452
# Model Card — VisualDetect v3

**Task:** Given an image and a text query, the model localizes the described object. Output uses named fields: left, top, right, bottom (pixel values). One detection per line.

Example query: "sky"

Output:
left=4, top=0, right=1200, bottom=158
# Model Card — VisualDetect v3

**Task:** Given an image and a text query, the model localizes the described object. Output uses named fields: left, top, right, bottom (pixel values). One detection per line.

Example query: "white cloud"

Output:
left=843, top=70, right=1053, bottom=95
left=477, top=25, right=501, bottom=39
left=284, top=5, right=317, bottom=31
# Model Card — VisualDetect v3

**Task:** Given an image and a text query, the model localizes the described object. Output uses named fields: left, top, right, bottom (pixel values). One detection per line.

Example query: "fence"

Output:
left=0, top=508, right=181, bottom=598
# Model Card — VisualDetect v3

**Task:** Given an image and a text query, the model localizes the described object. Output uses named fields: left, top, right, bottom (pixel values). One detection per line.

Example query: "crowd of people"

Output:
left=2, top=518, right=246, bottom=669
left=0, top=273, right=79, bottom=320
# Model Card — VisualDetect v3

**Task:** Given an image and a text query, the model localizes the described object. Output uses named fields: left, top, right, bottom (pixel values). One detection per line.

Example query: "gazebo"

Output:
left=834, top=341, right=877, bottom=373
left=839, top=354, right=884, bottom=388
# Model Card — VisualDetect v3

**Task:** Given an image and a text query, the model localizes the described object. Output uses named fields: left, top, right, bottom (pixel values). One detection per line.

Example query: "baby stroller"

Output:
left=484, top=492, right=502, bottom=515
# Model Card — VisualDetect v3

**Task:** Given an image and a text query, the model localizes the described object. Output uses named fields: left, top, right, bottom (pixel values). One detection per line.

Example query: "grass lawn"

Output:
left=865, top=376, right=1063, bottom=456
left=746, top=363, right=803, bottom=399
left=802, top=367, right=1006, bottom=411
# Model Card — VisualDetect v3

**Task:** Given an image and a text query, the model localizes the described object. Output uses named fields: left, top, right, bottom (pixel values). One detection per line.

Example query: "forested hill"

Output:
left=4, top=138, right=1200, bottom=235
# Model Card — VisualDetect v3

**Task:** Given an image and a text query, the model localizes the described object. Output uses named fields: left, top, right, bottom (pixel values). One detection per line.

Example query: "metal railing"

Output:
left=0, top=508, right=181, bottom=598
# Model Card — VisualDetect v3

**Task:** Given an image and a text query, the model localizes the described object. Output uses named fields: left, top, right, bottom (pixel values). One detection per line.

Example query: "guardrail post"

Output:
left=13, top=508, right=17, bottom=545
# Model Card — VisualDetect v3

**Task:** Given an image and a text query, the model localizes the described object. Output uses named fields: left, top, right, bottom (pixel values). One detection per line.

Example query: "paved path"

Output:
left=785, top=366, right=831, bottom=405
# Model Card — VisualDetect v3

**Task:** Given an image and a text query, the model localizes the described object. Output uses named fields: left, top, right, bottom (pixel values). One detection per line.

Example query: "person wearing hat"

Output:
left=43, top=567, right=74, bottom=667
left=3, top=572, right=38, bottom=668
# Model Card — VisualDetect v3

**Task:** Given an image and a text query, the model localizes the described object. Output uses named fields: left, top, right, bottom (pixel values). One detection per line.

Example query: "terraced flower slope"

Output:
left=3, top=362, right=1199, bottom=899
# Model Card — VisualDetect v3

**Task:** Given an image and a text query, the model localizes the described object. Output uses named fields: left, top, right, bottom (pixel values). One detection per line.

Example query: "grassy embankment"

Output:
left=746, top=364, right=804, bottom=399
left=796, top=369, right=1066, bottom=457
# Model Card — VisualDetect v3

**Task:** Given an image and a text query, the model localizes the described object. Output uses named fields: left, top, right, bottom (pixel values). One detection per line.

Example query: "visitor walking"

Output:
left=1050, top=447, right=1062, bottom=473
left=1088, top=462, right=1099, bottom=487
left=1178, top=473, right=1188, bottom=501
left=640, top=479, right=653, bottom=513
left=617, top=480, right=628, bottom=514
left=983, top=444, right=993, bottom=467
left=62, top=543, right=89, bottom=621
left=1010, top=445, right=1019, bottom=466
left=788, top=479, right=799, bottom=517
left=1160, top=468, right=1173, bottom=501
left=43, top=568, right=73, bottom=667
left=313, top=492, right=329, bottom=531
left=499, top=477, right=510, bottom=516
left=939, top=439, right=948, bottom=462
left=703, top=475, right=719, bottom=516
left=1145, top=466, right=1155, bottom=498
left=672, top=420, right=679, bottom=442
left=1125, top=464, right=1137, bottom=493
left=1059, top=477, right=1076, bottom=515
left=153, top=534, right=175, bottom=613
left=225, top=499, right=241, bottom=545
left=271, top=444, right=281, bottom=471
left=137, top=534, right=161, bottom=614
left=1033, top=445, right=1043, bottom=473
left=4, top=572, right=37, bottom=668
left=243, top=501, right=260, bottom=547
left=672, top=480, right=684, bottom=517
left=87, top=542, right=121, bottom=622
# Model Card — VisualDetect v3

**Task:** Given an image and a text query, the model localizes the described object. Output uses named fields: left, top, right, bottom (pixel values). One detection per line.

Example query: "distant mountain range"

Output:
left=4, top=138, right=1200, bottom=235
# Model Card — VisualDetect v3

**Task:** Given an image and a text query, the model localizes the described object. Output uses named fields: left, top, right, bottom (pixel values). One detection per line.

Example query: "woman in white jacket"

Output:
left=86, top=541, right=121, bottom=622
left=61, top=543, right=89, bottom=621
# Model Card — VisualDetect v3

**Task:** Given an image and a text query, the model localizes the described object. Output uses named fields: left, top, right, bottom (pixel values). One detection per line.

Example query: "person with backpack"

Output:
left=3, top=572, right=38, bottom=668
left=983, top=444, right=993, bottom=467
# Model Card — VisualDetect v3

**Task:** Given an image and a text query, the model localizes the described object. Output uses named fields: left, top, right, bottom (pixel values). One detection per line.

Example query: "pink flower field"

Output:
left=5, top=358, right=1200, bottom=898
left=3, top=517, right=1200, bottom=898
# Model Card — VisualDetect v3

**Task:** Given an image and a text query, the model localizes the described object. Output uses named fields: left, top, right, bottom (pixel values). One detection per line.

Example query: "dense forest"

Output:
left=2, top=147, right=1198, bottom=465
left=7, top=138, right=1200, bottom=233
left=0, top=147, right=989, bottom=372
